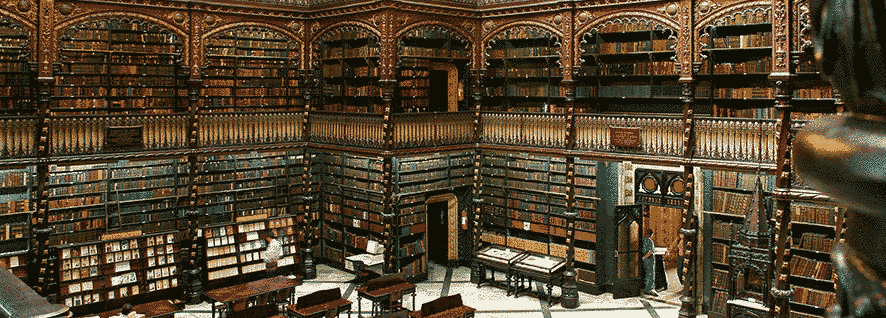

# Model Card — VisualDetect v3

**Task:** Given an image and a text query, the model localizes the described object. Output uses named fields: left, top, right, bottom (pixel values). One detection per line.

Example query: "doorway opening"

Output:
left=427, top=201, right=447, bottom=265
left=428, top=70, right=448, bottom=113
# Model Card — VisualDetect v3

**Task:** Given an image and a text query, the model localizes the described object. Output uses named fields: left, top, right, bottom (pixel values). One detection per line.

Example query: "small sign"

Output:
left=101, top=230, right=143, bottom=241
left=105, top=126, right=143, bottom=151
left=610, top=127, right=642, bottom=148
left=523, top=221, right=530, bottom=231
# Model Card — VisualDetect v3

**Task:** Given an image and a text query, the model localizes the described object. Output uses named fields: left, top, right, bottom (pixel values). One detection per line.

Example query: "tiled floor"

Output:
left=175, top=263, right=691, bottom=318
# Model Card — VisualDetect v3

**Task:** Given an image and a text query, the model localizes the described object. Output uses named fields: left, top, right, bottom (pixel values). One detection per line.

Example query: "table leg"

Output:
left=506, top=269, right=511, bottom=296
left=412, top=289, right=416, bottom=311
left=358, top=295, right=362, bottom=318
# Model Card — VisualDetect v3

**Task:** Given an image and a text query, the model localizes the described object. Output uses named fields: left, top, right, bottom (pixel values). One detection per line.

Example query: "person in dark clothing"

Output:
left=642, top=228, right=658, bottom=297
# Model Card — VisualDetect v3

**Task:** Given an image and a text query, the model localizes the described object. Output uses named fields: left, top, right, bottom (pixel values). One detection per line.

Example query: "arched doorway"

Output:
left=426, top=193, right=459, bottom=267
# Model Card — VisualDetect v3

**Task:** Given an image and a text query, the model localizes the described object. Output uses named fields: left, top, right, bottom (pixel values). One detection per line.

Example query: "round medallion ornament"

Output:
left=462, top=21, right=474, bottom=32
left=698, top=1, right=712, bottom=15
left=577, top=12, right=591, bottom=24
left=58, top=3, right=73, bottom=16
left=666, top=4, right=679, bottom=16
left=672, top=178, right=685, bottom=194
left=173, top=12, right=186, bottom=24
left=483, top=21, right=495, bottom=33
left=204, top=15, right=216, bottom=26
left=643, top=176, right=657, bottom=192
left=16, top=0, right=29, bottom=13
left=553, top=14, right=563, bottom=26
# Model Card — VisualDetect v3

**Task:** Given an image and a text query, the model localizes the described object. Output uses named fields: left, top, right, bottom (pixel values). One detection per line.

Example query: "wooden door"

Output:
left=612, top=204, right=643, bottom=299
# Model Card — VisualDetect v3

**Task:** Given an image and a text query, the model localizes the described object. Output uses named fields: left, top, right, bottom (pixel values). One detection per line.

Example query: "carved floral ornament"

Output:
left=289, top=21, right=304, bottom=34
left=15, top=0, right=29, bottom=13
left=576, top=11, right=594, bottom=25
left=58, top=3, right=74, bottom=16
left=657, top=3, right=680, bottom=18
left=170, top=12, right=186, bottom=25
left=482, top=20, right=495, bottom=33
left=462, top=20, right=474, bottom=32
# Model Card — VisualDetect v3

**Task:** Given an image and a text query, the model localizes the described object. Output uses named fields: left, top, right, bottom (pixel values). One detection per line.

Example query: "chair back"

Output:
left=295, top=287, right=342, bottom=310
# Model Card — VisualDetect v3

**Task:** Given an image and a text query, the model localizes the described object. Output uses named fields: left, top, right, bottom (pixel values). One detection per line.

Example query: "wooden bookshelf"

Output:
left=0, top=17, right=33, bottom=114
left=395, top=152, right=473, bottom=195
left=572, top=158, right=598, bottom=291
left=315, top=27, right=382, bottom=113
left=577, top=21, right=681, bottom=114
left=698, top=8, right=774, bottom=118
left=0, top=167, right=32, bottom=256
left=54, top=17, right=185, bottom=114
left=202, top=27, right=302, bottom=111
left=106, top=159, right=187, bottom=233
left=484, top=26, right=563, bottom=113
left=46, top=164, right=109, bottom=245
left=702, top=169, right=774, bottom=318
left=788, top=201, right=840, bottom=317
left=396, top=26, right=471, bottom=113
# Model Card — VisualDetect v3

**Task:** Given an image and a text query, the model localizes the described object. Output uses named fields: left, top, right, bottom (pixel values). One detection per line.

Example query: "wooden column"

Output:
left=770, top=0, right=796, bottom=314
left=678, top=0, right=698, bottom=316
left=561, top=6, right=578, bottom=303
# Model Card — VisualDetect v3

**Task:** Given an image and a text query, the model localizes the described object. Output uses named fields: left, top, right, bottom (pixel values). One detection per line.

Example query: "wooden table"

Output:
left=87, top=299, right=180, bottom=318
left=475, top=245, right=527, bottom=296
left=511, top=252, right=566, bottom=305
left=204, top=276, right=301, bottom=318
left=286, top=298, right=353, bottom=318
left=356, top=282, right=416, bottom=317
left=408, top=306, right=476, bottom=318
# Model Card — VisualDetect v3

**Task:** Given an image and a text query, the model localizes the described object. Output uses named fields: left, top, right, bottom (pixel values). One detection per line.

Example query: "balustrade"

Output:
left=574, top=114, right=684, bottom=156
left=48, top=115, right=188, bottom=156
left=694, top=117, right=777, bottom=163
left=310, top=112, right=383, bottom=148
left=393, top=112, right=473, bottom=148
left=0, top=117, right=35, bottom=159
left=480, top=112, right=567, bottom=148
left=197, top=112, right=302, bottom=148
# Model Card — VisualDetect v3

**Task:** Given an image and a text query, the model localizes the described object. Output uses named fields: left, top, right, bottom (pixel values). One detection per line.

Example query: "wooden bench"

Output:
left=286, top=287, right=352, bottom=318
left=409, top=294, right=475, bottom=318
left=226, top=304, right=282, bottom=318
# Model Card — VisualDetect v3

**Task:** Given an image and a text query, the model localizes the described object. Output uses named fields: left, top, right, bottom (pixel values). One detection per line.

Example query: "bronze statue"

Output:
left=795, top=0, right=886, bottom=317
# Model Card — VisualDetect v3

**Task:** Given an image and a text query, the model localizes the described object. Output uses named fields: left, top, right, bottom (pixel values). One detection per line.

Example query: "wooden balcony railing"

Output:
left=0, top=117, right=36, bottom=158
left=310, top=111, right=383, bottom=148
left=480, top=112, right=568, bottom=148
left=393, top=112, right=473, bottom=149
left=695, top=117, right=778, bottom=163
left=49, top=115, right=188, bottom=156
left=197, top=112, right=303, bottom=148
left=575, top=114, right=685, bottom=156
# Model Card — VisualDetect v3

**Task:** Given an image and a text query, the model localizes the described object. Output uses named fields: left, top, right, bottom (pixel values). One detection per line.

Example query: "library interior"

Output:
left=0, top=0, right=849, bottom=317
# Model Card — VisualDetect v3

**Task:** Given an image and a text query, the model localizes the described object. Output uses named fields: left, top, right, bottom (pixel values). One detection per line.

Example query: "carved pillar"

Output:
left=561, top=72, right=579, bottom=308
left=301, top=67, right=317, bottom=279
left=769, top=78, right=796, bottom=318
left=470, top=68, right=484, bottom=284
left=678, top=78, right=698, bottom=318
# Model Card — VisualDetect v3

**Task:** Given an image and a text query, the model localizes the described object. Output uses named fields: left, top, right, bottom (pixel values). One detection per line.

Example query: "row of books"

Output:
left=0, top=63, right=27, bottom=73
left=400, top=46, right=469, bottom=59
left=596, top=84, right=683, bottom=98
left=398, top=170, right=448, bottom=183
left=323, top=224, right=344, bottom=243
left=792, top=287, right=836, bottom=309
left=323, top=84, right=382, bottom=97
left=794, top=87, right=834, bottom=99
left=209, top=40, right=295, bottom=50
left=711, top=32, right=772, bottom=49
left=400, top=78, right=429, bottom=87
left=108, top=32, right=177, bottom=44
left=796, top=59, right=819, bottom=73
left=575, top=220, right=596, bottom=232
left=0, top=223, right=26, bottom=241
left=712, top=220, right=741, bottom=241
left=0, top=74, right=29, bottom=85
left=584, top=61, right=678, bottom=76
left=712, top=170, right=770, bottom=190
left=790, top=255, right=834, bottom=280
left=484, top=84, right=563, bottom=97
left=711, top=190, right=754, bottom=216
left=398, top=179, right=456, bottom=194
left=322, top=64, right=381, bottom=77
left=487, top=67, right=562, bottom=78
left=399, top=89, right=429, bottom=98
left=111, top=65, right=176, bottom=75
left=48, top=195, right=103, bottom=209
left=318, top=30, right=375, bottom=42
left=710, top=87, right=775, bottom=99
left=711, top=268, right=729, bottom=289
left=400, top=70, right=429, bottom=78
left=321, top=47, right=380, bottom=59
left=705, top=56, right=772, bottom=74
left=325, top=154, right=384, bottom=170
left=585, top=39, right=675, bottom=54
left=795, top=232, right=834, bottom=253
left=488, top=47, right=559, bottom=59
left=108, top=44, right=180, bottom=54
left=401, top=255, right=426, bottom=276
left=792, top=203, right=836, bottom=226
left=0, top=38, right=27, bottom=47
left=48, top=208, right=103, bottom=223
left=324, top=245, right=345, bottom=264
left=711, top=290, right=730, bottom=314
left=711, top=242, right=732, bottom=264
left=400, top=239, right=426, bottom=257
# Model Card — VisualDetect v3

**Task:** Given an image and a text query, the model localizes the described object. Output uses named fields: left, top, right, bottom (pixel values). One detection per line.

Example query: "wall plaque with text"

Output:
left=610, top=127, right=642, bottom=148
left=105, top=126, right=143, bottom=151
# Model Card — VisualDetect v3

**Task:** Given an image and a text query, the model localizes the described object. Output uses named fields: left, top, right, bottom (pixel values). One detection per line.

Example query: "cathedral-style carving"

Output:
left=727, top=176, right=774, bottom=318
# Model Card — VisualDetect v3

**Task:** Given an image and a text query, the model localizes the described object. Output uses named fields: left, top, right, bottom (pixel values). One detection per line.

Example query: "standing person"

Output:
left=642, top=228, right=659, bottom=297
left=668, top=232, right=686, bottom=288
left=262, top=230, right=283, bottom=278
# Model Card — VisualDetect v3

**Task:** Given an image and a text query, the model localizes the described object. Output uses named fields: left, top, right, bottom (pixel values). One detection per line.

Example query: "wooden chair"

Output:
left=409, top=294, right=475, bottom=318
left=225, top=304, right=281, bottom=318
left=287, top=287, right=352, bottom=318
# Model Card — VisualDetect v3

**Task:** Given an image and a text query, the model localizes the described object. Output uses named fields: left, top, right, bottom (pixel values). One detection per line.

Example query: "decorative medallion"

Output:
left=311, top=21, right=321, bottom=34
left=171, top=12, right=186, bottom=24
left=482, top=21, right=495, bottom=33
left=289, top=21, right=303, bottom=35
left=204, top=14, right=216, bottom=26
left=576, top=11, right=592, bottom=25
left=16, top=0, right=29, bottom=12
left=666, top=4, right=679, bottom=17
left=462, top=20, right=474, bottom=32
left=58, top=3, right=73, bottom=16
left=396, top=16, right=408, bottom=27
left=643, top=175, right=657, bottom=192
left=671, top=178, right=685, bottom=194
left=698, top=1, right=711, bottom=14
left=551, top=14, right=564, bottom=28
left=371, top=14, right=384, bottom=28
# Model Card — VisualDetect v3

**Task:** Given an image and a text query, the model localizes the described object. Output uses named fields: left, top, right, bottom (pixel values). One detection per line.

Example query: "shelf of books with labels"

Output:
left=58, top=230, right=180, bottom=315
left=106, top=159, right=188, bottom=234
left=320, top=208, right=386, bottom=272
left=701, top=169, right=774, bottom=317
left=323, top=152, right=384, bottom=195
left=397, top=58, right=431, bottom=113
left=790, top=49, right=839, bottom=120
left=202, top=27, right=302, bottom=112
left=0, top=251, right=27, bottom=279
left=395, top=152, right=473, bottom=195
left=576, top=27, right=681, bottom=113
left=789, top=200, right=840, bottom=317
left=54, top=19, right=186, bottom=114
left=698, top=12, right=774, bottom=118
left=0, top=167, right=32, bottom=257
left=396, top=194, right=427, bottom=281
left=266, top=215, right=301, bottom=272
left=572, top=158, right=598, bottom=291
left=203, top=222, right=239, bottom=287
left=233, top=219, right=270, bottom=278
left=316, top=29, right=381, bottom=113
left=0, top=17, right=33, bottom=114
left=46, top=164, right=109, bottom=245
left=196, top=152, right=292, bottom=225
left=483, top=28, right=563, bottom=113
